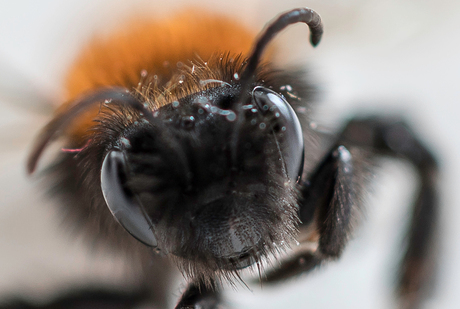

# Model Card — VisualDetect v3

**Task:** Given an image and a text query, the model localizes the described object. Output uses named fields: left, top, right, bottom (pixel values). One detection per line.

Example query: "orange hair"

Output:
left=59, top=10, right=259, bottom=143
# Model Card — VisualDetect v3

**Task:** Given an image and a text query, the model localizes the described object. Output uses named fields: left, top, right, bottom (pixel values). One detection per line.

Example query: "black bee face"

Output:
left=101, top=85, right=304, bottom=277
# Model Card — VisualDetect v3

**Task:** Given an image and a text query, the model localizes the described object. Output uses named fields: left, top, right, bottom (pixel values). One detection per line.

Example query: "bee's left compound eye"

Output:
left=101, top=150, right=158, bottom=247
left=252, top=86, right=304, bottom=182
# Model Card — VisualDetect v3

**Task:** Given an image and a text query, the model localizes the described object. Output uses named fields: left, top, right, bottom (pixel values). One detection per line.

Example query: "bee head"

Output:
left=27, top=7, right=322, bottom=284
left=98, top=81, right=304, bottom=281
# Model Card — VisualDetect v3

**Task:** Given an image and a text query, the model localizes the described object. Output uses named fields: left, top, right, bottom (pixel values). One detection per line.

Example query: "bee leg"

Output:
left=0, top=289, right=150, bottom=309
left=339, top=116, right=438, bottom=308
left=262, top=116, right=438, bottom=308
left=263, top=144, right=355, bottom=282
left=175, top=279, right=223, bottom=309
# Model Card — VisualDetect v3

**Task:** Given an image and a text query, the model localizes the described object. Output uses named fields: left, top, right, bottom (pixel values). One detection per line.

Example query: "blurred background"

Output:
left=0, top=0, right=459, bottom=308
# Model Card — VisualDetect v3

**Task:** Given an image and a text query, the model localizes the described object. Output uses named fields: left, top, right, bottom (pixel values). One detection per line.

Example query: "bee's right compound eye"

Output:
left=101, top=150, right=158, bottom=247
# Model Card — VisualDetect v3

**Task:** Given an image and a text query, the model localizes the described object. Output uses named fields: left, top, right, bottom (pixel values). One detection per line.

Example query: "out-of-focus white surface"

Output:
left=0, top=0, right=459, bottom=308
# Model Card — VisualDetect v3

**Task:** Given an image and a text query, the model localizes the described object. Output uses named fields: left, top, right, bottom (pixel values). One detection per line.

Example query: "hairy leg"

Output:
left=263, top=116, right=438, bottom=309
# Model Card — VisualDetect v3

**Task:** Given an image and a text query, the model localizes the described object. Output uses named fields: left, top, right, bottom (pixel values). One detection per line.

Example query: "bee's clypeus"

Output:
left=22, top=7, right=438, bottom=309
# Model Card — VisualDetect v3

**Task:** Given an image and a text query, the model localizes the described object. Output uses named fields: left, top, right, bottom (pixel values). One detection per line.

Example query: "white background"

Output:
left=0, top=0, right=459, bottom=308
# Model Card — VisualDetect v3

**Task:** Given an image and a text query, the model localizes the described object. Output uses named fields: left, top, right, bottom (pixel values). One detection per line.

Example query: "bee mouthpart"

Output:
left=216, top=246, right=260, bottom=270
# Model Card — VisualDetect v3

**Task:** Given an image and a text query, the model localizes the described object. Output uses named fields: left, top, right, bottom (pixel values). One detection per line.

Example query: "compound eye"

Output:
left=252, top=86, right=304, bottom=182
left=101, top=150, right=158, bottom=247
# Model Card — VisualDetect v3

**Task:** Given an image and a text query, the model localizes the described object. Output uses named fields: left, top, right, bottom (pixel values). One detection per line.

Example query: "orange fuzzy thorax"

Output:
left=65, top=11, right=258, bottom=99
left=59, top=10, right=259, bottom=143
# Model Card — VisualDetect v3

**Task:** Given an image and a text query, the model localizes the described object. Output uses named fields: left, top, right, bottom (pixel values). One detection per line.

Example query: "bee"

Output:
left=20, top=6, right=438, bottom=309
